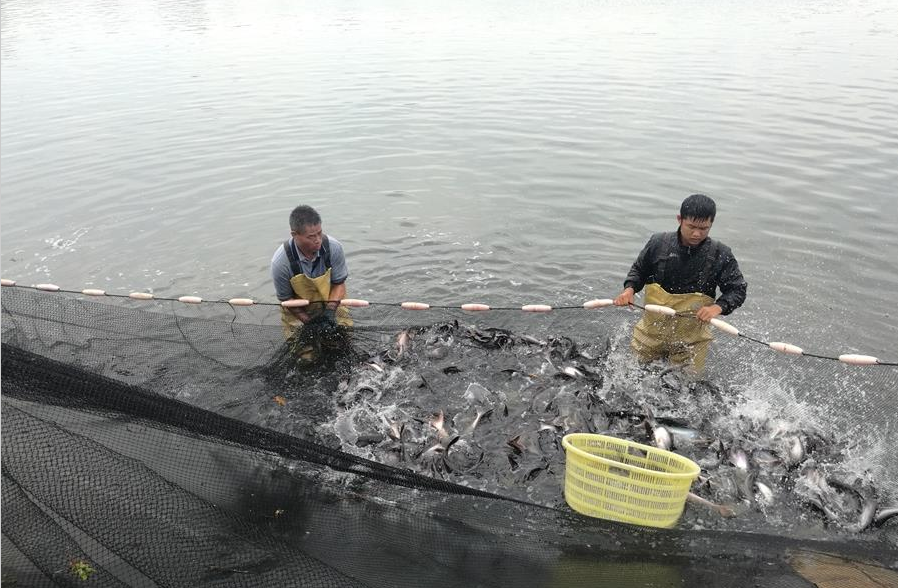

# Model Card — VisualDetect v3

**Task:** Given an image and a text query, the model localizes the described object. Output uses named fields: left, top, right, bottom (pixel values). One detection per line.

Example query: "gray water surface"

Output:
left=2, top=0, right=897, bottom=356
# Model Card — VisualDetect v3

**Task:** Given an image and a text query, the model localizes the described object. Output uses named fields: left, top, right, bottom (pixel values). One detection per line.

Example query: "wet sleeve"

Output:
left=714, top=247, right=747, bottom=315
left=270, top=248, right=295, bottom=301
left=623, top=236, right=657, bottom=294
left=328, top=239, right=349, bottom=285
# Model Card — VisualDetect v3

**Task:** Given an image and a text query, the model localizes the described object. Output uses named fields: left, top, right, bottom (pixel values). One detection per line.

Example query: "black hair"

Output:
left=289, top=205, right=322, bottom=233
left=680, top=194, right=716, bottom=221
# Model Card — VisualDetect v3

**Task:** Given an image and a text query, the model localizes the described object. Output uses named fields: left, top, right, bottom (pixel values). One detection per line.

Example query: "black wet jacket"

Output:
left=624, top=230, right=747, bottom=315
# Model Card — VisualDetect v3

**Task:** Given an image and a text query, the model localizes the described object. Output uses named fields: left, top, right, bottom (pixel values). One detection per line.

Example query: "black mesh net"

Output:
left=2, top=285, right=897, bottom=587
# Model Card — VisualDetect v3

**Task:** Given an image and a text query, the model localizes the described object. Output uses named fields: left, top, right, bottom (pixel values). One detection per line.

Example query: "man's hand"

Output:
left=286, top=304, right=311, bottom=324
left=323, top=307, right=337, bottom=328
left=614, top=287, right=635, bottom=307
left=695, top=304, right=723, bottom=322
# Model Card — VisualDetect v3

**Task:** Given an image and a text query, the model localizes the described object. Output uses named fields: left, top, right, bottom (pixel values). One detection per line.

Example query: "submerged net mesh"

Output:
left=2, top=285, right=897, bottom=587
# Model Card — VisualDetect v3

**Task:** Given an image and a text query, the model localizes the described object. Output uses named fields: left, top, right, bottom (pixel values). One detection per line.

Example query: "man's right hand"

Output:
left=614, top=287, right=635, bottom=307
left=294, top=310, right=312, bottom=324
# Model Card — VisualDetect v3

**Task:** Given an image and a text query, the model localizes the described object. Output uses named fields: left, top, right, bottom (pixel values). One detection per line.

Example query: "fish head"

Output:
left=728, top=448, right=749, bottom=471
left=653, top=426, right=673, bottom=451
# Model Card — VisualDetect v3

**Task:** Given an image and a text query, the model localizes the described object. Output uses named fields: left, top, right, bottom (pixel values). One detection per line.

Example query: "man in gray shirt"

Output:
left=271, top=205, right=351, bottom=334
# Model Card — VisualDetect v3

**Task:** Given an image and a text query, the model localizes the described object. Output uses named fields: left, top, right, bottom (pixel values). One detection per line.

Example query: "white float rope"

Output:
left=620, top=299, right=896, bottom=367
left=2, top=280, right=895, bottom=367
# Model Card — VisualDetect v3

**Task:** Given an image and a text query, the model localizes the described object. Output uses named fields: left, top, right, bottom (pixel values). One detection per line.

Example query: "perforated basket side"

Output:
left=562, top=434, right=700, bottom=528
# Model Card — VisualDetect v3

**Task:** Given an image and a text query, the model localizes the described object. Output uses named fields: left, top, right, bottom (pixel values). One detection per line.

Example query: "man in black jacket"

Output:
left=613, top=194, right=747, bottom=372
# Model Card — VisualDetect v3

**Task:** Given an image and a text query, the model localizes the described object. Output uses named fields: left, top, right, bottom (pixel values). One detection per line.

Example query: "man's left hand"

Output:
left=695, top=304, right=723, bottom=322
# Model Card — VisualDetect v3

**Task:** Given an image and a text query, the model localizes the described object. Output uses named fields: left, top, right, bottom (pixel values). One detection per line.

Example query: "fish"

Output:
left=546, top=388, right=591, bottom=433
left=528, top=384, right=555, bottom=414
left=665, top=425, right=711, bottom=450
left=536, top=427, right=560, bottom=456
left=688, top=379, right=723, bottom=401
left=443, top=437, right=484, bottom=473
left=443, top=406, right=492, bottom=473
left=773, top=435, right=805, bottom=468
left=355, top=433, right=383, bottom=447
left=642, top=405, right=672, bottom=451
left=828, top=478, right=878, bottom=533
left=651, top=424, right=672, bottom=451
left=396, top=330, right=411, bottom=358
left=518, top=334, right=545, bottom=346
left=463, top=382, right=491, bottom=405
left=558, top=366, right=585, bottom=380
left=412, top=410, right=469, bottom=475
left=407, top=373, right=428, bottom=389
left=364, top=361, right=384, bottom=373
left=659, top=365, right=687, bottom=391
left=751, top=449, right=781, bottom=469
left=451, top=408, right=493, bottom=436
left=386, top=421, right=404, bottom=441
left=701, top=470, right=741, bottom=503
left=873, top=506, right=898, bottom=527
left=546, top=336, right=578, bottom=361
left=466, top=408, right=493, bottom=436
left=754, top=481, right=775, bottom=506
left=729, top=448, right=749, bottom=471
left=431, top=320, right=459, bottom=335
left=571, top=363, right=605, bottom=383
left=517, top=462, right=548, bottom=483
left=506, top=434, right=526, bottom=455
left=467, top=327, right=514, bottom=349
left=787, top=436, right=805, bottom=464
left=728, top=448, right=756, bottom=503
left=794, top=464, right=843, bottom=522
left=396, top=425, right=410, bottom=462
left=850, top=498, right=878, bottom=533
left=416, top=442, right=447, bottom=473
left=687, top=492, right=737, bottom=518
left=429, top=410, right=450, bottom=440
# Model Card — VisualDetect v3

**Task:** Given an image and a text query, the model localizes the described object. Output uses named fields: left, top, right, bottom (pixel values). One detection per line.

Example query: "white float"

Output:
left=709, top=318, right=739, bottom=336
left=583, top=299, right=614, bottom=309
left=644, top=304, right=675, bottom=316
left=768, top=342, right=803, bottom=355
left=401, top=302, right=430, bottom=310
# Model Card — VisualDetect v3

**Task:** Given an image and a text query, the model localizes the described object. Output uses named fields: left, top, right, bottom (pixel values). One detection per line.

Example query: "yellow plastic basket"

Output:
left=562, top=433, right=700, bottom=528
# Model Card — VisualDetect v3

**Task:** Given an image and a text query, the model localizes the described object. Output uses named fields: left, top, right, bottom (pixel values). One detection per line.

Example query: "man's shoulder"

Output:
left=272, top=240, right=292, bottom=263
left=706, top=237, right=734, bottom=255
left=324, top=235, right=345, bottom=255
left=701, top=238, right=739, bottom=264
left=647, top=231, right=675, bottom=246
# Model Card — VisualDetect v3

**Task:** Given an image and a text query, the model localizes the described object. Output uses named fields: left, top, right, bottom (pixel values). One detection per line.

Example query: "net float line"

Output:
left=2, top=279, right=894, bottom=367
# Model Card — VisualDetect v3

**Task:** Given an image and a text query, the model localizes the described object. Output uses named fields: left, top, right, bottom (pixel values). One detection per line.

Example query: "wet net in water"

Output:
left=2, top=285, right=897, bottom=587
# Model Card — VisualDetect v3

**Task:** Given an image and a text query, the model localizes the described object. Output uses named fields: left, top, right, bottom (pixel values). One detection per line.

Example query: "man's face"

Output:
left=677, top=215, right=712, bottom=247
left=292, top=223, right=323, bottom=257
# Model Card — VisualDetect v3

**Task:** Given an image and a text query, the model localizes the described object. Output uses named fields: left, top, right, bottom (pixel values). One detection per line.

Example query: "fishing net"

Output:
left=2, top=285, right=896, bottom=587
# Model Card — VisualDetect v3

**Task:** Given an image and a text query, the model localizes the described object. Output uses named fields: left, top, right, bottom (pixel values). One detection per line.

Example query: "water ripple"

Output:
left=2, top=0, right=897, bottom=355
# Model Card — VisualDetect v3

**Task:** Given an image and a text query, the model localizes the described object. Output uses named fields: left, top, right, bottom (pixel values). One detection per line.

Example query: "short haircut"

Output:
left=289, top=205, right=322, bottom=233
left=680, top=194, right=716, bottom=221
